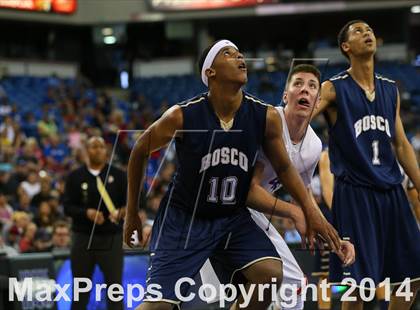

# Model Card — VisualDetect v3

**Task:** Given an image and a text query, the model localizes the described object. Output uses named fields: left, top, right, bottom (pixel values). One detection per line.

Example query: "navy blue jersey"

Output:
left=166, top=92, right=267, bottom=218
left=328, top=71, right=403, bottom=189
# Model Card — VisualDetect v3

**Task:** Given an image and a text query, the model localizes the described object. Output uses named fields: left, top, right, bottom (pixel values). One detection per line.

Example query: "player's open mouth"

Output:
left=365, top=38, right=373, bottom=44
left=298, top=98, right=310, bottom=107
left=238, top=62, right=247, bottom=71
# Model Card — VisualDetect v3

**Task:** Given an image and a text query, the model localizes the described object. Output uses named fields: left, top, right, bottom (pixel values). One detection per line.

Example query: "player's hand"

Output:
left=86, top=208, right=105, bottom=225
left=304, top=206, right=340, bottom=254
left=336, top=240, right=355, bottom=267
left=142, top=225, right=152, bottom=247
left=123, top=209, right=144, bottom=248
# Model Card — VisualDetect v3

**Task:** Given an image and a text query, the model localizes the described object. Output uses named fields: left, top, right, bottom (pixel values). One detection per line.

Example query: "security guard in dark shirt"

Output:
left=64, top=136, right=126, bottom=310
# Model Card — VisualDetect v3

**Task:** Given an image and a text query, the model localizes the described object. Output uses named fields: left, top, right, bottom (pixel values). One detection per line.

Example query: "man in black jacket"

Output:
left=64, top=136, right=126, bottom=310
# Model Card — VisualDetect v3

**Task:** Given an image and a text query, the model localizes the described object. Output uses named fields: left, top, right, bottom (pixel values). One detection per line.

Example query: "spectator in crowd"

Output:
left=31, top=174, right=52, bottom=208
left=0, top=192, right=13, bottom=225
left=19, top=171, right=41, bottom=200
left=34, top=201, right=55, bottom=229
left=19, top=222, right=37, bottom=253
left=0, top=222, right=18, bottom=257
left=16, top=192, right=33, bottom=213
left=51, top=220, right=71, bottom=250
left=37, top=112, right=58, bottom=138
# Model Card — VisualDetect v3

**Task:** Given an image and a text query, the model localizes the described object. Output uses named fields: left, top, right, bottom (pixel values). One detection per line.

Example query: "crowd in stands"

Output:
left=0, top=65, right=419, bottom=256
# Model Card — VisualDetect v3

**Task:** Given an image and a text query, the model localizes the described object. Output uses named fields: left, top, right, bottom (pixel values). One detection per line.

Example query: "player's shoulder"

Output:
left=328, top=70, right=350, bottom=82
left=177, top=93, right=207, bottom=109
left=108, top=164, right=126, bottom=177
left=66, top=165, right=85, bottom=180
left=243, top=92, right=271, bottom=107
left=374, top=72, right=396, bottom=85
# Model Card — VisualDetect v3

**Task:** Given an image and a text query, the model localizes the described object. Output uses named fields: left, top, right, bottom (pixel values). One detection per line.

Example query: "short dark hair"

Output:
left=286, top=64, right=321, bottom=88
left=337, top=19, right=368, bottom=59
left=53, top=220, right=70, bottom=234
left=197, top=40, right=224, bottom=75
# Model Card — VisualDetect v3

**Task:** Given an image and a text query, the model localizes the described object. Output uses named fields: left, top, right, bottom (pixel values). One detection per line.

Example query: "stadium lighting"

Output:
left=411, top=5, right=420, bottom=13
left=103, top=36, right=117, bottom=45
left=120, top=71, right=129, bottom=89
left=102, top=27, right=113, bottom=36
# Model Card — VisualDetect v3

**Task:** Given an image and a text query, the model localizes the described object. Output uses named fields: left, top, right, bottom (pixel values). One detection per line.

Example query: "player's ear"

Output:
left=282, top=91, right=288, bottom=105
left=205, top=67, right=216, bottom=80
left=315, top=91, right=321, bottom=109
left=341, top=42, right=350, bottom=55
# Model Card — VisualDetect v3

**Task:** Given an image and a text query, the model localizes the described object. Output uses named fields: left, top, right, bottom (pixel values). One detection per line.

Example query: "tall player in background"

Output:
left=319, top=150, right=420, bottom=310
left=313, top=20, right=420, bottom=310
left=124, top=40, right=341, bottom=310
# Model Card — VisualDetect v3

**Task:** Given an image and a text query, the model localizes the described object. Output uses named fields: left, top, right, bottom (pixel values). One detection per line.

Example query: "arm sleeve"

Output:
left=63, top=172, right=87, bottom=220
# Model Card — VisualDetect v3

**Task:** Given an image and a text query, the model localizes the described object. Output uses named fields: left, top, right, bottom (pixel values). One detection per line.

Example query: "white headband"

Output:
left=201, top=40, right=238, bottom=87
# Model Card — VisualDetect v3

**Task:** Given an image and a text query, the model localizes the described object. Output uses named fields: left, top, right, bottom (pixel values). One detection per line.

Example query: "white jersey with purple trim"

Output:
left=258, top=106, right=322, bottom=192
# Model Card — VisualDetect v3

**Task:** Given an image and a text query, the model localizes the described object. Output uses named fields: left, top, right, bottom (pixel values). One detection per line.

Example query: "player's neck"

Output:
left=348, top=57, right=375, bottom=91
left=208, top=87, right=243, bottom=121
left=284, top=108, right=307, bottom=144
left=88, top=162, right=105, bottom=171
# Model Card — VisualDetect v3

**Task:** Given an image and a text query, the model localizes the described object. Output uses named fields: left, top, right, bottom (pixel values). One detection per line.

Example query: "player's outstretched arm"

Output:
left=393, top=92, right=420, bottom=198
left=246, top=162, right=306, bottom=235
left=124, top=106, right=183, bottom=247
left=263, top=106, right=341, bottom=252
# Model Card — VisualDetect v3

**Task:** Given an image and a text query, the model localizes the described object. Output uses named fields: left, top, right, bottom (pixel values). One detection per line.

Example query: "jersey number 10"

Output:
left=207, top=177, right=238, bottom=204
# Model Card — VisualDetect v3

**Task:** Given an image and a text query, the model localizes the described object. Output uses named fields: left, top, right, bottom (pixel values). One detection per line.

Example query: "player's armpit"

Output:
left=125, top=105, right=183, bottom=247
left=312, top=80, right=337, bottom=122
left=134, top=105, right=183, bottom=156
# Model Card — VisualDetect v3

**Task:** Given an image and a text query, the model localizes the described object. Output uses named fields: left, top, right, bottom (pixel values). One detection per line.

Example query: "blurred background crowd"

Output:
left=0, top=0, right=420, bottom=259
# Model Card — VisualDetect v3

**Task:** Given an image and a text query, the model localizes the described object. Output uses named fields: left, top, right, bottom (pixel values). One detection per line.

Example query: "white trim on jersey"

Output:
left=375, top=74, right=396, bottom=84
left=179, top=96, right=206, bottom=107
left=330, top=74, right=349, bottom=81
left=244, top=94, right=271, bottom=106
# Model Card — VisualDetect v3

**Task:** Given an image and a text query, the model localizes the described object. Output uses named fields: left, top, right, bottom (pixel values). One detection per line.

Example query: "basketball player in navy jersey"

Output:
left=314, top=20, right=420, bottom=310
left=124, top=40, right=341, bottom=310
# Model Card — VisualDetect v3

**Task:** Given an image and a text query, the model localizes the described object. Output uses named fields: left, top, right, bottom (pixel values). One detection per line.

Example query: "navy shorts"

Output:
left=329, top=179, right=420, bottom=286
left=143, top=203, right=281, bottom=306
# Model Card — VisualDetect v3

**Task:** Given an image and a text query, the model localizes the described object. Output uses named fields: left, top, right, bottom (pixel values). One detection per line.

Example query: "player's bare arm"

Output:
left=407, top=187, right=420, bottom=222
left=312, top=80, right=337, bottom=124
left=319, top=150, right=334, bottom=209
left=263, top=106, right=341, bottom=252
left=246, top=161, right=307, bottom=236
left=392, top=91, right=420, bottom=198
left=124, top=105, right=183, bottom=247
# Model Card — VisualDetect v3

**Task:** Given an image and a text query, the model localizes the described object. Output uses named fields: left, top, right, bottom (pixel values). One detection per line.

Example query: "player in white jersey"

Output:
left=200, top=64, right=355, bottom=310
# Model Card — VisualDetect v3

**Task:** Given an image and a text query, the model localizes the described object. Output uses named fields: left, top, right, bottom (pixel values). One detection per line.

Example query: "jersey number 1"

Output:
left=208, top=177, right=238, bottom=204
left=372, top=140, right=380, bottom=165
